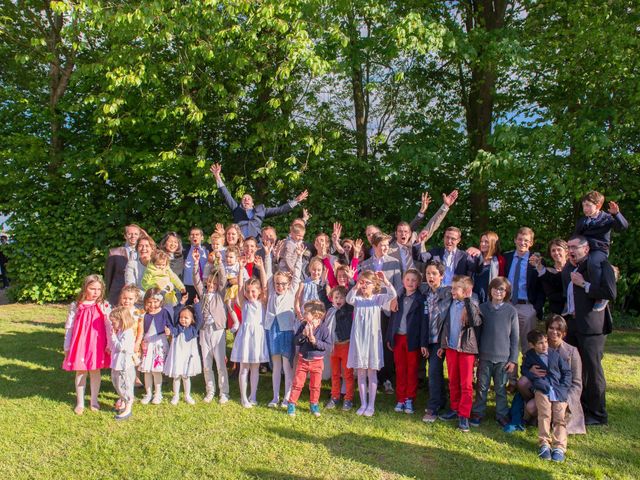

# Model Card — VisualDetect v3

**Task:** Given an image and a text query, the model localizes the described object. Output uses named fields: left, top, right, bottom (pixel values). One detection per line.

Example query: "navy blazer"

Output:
left=168, top=303, right=204, bottom=342
left=575, top=211, right=628, bottom=253
left=412, top=246, right=475, bottom=278
left=218, top=184, right=296, bottom=241
left=387, top=290, right=426, bottom=351
left=521, top=348, right=572, bottom=402
left=504, top=251, right=545, bottom=319
left=562, top=259, right=616, bottom=336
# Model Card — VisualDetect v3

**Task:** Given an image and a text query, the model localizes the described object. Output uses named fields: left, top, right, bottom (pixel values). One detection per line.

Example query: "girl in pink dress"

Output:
left=62, top=274, right=112, bottom=415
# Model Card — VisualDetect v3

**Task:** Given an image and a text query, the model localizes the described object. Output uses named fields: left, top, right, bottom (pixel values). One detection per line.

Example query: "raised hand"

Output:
left=210, top=163, right=222, bottom=179
left=353, top=238, right=363, bottom=258
left=608, top=201, right=620, bottom=215
left=420, top=191, right=432, bottom=214
left=253, top=255, right=264, bottom=269
left=295, top=190, right=309, bottom=203
left=180, top=293, right=189, bottom=305
left=274, top=240, right=285, bottom=260
left=263, top=239, right=273, bottom=256
left=344, top=266, right=356, bottom=280
left=215, top=223, right=226, bottom=236
left=375, top=271, right=389, bottom=285
left=302, top=208, right=311, bottom=223
left=332, top=222, right=342, bottom=241
left=295, top=243, right=307, bottom=257
left=442, top=189, right=459, bottom=207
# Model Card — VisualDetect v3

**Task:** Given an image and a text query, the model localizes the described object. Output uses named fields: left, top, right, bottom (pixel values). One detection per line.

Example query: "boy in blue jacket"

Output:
left=521, top=330, right=572, bottom=463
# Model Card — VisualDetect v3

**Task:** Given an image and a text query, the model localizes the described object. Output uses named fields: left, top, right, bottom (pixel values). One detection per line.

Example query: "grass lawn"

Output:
left=0, top=303, right=639, bottom=480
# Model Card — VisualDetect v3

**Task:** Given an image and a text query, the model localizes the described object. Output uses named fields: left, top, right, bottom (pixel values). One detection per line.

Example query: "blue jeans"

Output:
left=472, top=359, right=509, bottom=419
left=427, top=343, right=446, bottom=412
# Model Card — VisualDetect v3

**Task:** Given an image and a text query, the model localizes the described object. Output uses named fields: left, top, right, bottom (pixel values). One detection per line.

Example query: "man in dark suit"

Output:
left=503, top=227, right=545, bottom=356
left=412, top=226, right=475, bottom=286
left=105, top=224, right=142, bottom=305
left=211, top=163, right=308, bottom=242
left=563, top=235, right=616, bottom=426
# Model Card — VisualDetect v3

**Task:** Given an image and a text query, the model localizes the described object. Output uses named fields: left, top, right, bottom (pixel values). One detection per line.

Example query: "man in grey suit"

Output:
left=105, top=224, right=142, bottom=305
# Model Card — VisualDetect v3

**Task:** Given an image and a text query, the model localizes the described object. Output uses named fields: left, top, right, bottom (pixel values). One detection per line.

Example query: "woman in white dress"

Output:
left=346, top=270, right=397, bottom=417
left=230, top=255, right=269, bottom=408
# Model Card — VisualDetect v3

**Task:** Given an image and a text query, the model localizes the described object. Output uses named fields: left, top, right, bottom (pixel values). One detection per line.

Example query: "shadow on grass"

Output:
left=267, top=427, right=554, bottom=480
left=0, top=329, right=73, bottom=402
left=242, top=469, right=321, bottom=480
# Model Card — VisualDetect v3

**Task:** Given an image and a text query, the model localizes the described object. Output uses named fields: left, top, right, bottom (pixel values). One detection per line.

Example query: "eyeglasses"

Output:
left=274, top=282, right=289, bottom=286
left=492, top=287, right=507, bottom=292
left=360, top=280, right=374, bottom=286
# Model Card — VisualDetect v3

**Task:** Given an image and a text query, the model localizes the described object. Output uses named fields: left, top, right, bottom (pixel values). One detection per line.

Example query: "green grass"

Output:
left=0, top=304, right=639, bottom=480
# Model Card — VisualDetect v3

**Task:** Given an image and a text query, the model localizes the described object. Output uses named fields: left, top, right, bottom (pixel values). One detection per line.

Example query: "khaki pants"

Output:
left=535, top=391, right=568, bottom=452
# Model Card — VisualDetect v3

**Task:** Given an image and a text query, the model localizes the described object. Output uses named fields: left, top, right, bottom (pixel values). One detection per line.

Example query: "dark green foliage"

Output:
left=1, top=0, right=638, bottom=308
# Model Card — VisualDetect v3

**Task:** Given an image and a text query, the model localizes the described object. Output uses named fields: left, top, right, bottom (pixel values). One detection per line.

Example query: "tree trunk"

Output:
left=463, top=0, right=507, bottom=233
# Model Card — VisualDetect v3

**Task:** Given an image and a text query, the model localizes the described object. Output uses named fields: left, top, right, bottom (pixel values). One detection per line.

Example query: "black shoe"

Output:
left=585, top=416, right=608, bottom=426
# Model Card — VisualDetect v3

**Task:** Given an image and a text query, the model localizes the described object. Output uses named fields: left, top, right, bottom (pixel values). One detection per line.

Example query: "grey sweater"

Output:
left=478, top=301, right=519, bottom=364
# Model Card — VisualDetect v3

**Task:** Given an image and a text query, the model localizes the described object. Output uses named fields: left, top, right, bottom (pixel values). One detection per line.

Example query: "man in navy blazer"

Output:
left=211, top=163, right=308, bottom=242
left=503, top=226, right=545, bottom=356
left=562, top=235, right=616, bottom=426
left=412, top=226, right=475, bottom=286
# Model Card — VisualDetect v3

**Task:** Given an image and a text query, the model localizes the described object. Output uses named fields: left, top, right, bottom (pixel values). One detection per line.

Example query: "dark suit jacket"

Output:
left=575, top=211, right=628, bottom=252
left=105, top=246, right=129, bottom=305
left=521, top=348, right=572, bottom=402
left=218, top=184, right=296, bottom=241
left=412, top=246, right=475, bottom=278
left=387, top=290, right=426, bottom=351
left=504, top=251, right=545, bottom=319
left=562, top=259, right=616, bottom=335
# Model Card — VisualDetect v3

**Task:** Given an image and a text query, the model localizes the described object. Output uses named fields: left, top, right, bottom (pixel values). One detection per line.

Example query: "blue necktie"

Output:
left=512, top=256, right=522, bottom=304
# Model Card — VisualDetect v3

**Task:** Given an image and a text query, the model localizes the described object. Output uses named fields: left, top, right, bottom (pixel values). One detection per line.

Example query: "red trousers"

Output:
left=393, top=334, right=419, bottom=402
left=289, top=355, right=324, bottom=405
left=330, top=342, right=354, bottom=401
left=445, top=349, right=475, bottom=418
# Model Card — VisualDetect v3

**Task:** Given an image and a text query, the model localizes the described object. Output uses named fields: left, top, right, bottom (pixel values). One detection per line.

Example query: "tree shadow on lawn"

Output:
left=268, top=426, right=554, bottom=480
left=0, top=329, right=85, bottom=403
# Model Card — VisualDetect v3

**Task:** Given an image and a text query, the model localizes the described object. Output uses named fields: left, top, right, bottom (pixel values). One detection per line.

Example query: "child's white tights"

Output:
left=239, top=362, right=259, bottom=407
left=144, top=372, right=163, bottom=395
left=172, top=376, right=193, bottom=401
left=75, top=370, right=101, bottom=410
left=356, top=368, right=378, bottom=415
left=271, top=355, right=293, bottom=403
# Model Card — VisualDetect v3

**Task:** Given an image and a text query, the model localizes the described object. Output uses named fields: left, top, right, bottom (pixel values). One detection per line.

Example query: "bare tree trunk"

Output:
left=462, top=0, right=507, bottom=233
left=45, top=8, right=75, bottom=175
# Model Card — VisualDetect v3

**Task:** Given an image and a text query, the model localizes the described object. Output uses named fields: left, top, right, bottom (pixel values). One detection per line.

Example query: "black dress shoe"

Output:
left=585, top=416, right=608, bottom=426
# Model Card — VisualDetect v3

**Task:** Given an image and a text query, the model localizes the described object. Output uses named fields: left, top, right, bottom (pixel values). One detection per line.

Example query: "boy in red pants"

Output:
left=288, top=300, right=333, bottom=417
left=325, top=286, right=355, bottom=411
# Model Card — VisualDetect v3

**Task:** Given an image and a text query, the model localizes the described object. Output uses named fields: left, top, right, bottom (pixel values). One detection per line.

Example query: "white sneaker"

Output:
left=241, top=400, right=253, bottom=409
left=280, top=400, right=289, bottom=409
left=203, top=392, right=215, bottom=404
left=249, top=399, right=258, bottom=406
left=363, top=407, right=375, bottom=417
left=152, top=392, right=163, bottom=405
left=219, top=395, right=229, bottom=405
left=268, top=398, right=279, bottom=408
left=184, top=396, right=196, bottom=405
left=170, top=395, right=180, bottom=405
left=140, top=393, right=152, bottom=405
left=356, top=404, right=367, bottom=416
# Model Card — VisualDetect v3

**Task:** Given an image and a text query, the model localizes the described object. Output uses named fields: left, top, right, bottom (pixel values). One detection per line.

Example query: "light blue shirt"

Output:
left=507, top=252, right=530, bottom=301
left=442, top=249, right=457, bottom=287
left=448, top=300, right=465, bottom=349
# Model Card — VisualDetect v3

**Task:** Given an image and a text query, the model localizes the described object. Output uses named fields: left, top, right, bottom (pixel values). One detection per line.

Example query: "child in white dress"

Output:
left=139, top=288, right=172, bottom=405
left=346, top=270, right=397, bottom=417
left=230, top=256, right=268, bottom=408
left=108, top=306, right=138, bottom=420
left=164, top=297, right=204, bottom=405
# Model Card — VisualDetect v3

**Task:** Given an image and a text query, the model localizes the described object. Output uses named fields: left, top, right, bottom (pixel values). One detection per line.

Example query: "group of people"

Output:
left=62, top=164, right=628, bottom=464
